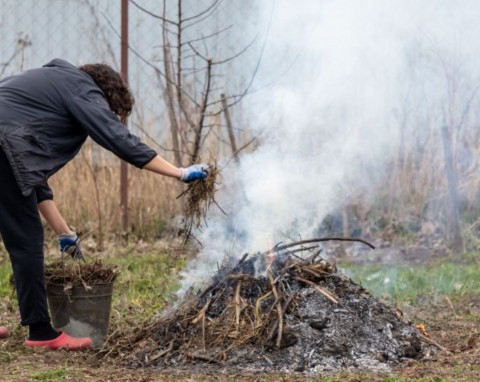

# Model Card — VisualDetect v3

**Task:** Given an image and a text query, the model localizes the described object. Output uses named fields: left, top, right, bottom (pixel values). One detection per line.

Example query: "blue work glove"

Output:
left=58, top=233, right=84, bottom=261
left=179, top=164, right=209, bottom=183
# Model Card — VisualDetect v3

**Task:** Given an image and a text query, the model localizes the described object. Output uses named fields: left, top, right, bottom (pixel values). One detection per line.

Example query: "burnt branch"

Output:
left=261, top=237, right=376, bottom=257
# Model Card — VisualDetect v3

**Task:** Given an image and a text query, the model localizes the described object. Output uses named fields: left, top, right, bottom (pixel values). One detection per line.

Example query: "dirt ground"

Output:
left=1, top=295, right=479, bottom=382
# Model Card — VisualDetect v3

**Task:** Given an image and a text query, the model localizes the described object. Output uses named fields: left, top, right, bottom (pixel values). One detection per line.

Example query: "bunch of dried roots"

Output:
left=44, top=260, right=119, bottom=289
left=178, top=165, right=222, bottom=242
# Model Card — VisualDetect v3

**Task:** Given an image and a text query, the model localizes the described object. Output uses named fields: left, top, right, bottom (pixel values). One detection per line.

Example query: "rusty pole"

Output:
left=120, top=0, right=129, bottom=233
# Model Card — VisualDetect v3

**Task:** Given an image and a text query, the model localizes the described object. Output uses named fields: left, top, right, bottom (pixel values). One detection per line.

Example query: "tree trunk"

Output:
left=441, top=125, right=463, bottom=253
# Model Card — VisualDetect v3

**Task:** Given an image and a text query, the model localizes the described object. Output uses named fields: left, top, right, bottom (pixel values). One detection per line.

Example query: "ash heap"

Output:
left=111, top=238, right=430, bottom=374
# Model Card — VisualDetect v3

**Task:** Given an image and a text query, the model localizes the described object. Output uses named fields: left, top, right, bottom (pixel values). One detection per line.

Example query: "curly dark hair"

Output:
left=78, top=63, right=134, bottom=118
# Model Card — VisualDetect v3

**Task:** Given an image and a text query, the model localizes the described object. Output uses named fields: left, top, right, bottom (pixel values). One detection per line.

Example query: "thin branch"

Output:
left=212, top=36, right=258, bottom=66
left=130, top=121, right=185, bottom=155
left=163, top=3, right=183, bottom=167
left=456, top=83, right=480, bottom=131
left=212, top=0, right=274, bottom=114
left=260, top=238, right=376, bottom=257
left=222, top=135, right=259, bottom=169
left=175, top=1, right=198, bottom=131
left=293, top=276, right=339, bottom=304
left=188, top=42, right=209, bottom=62
left=191, top=60, right=213, bottom=164
left=177, top=0, right=183, bottom=106
left=0, top=49, right=18, bottom=78
left=101, top=11, right=200, bottom=108
left=129, top=0, right=178, bottom=25
left=199, top=121, right=217, bottom=150
left=82, top=0, right=118, bottom=67
left=0, top=34, right=31, bottom=78
left=184, top=25, right=233, bottom=45
left=183, top=0, right=223, bottom=29
left=183, top=0, right=222, bottom=23
left=80, top=148, right=104, bottom=251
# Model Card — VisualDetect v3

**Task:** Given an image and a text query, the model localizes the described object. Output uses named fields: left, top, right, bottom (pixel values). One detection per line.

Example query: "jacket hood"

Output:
left=42, top=58, right=78, bottom=70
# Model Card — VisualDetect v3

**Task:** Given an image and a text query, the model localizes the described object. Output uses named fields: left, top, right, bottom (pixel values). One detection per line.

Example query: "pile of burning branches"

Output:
left=102, top=238, right=433, bottom=373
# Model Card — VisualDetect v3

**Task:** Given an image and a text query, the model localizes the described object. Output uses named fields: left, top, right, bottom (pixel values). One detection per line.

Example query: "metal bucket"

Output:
left=46, top=282, right=114, bottom=347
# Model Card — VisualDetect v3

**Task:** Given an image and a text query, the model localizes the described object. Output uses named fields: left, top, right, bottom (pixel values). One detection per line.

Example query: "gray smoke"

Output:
left=178, top=0, right=480, bottom=293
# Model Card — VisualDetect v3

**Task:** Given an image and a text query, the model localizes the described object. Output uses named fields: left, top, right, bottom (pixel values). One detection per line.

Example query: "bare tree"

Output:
left=130, top=0, right=260, bottom=167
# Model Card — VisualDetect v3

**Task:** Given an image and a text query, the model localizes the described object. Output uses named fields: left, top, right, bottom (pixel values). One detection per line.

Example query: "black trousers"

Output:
left=0, top=148, right=50, bottom=325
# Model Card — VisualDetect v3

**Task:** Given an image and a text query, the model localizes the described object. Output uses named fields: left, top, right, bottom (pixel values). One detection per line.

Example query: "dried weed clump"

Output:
left=178, top=165, right=222, bottom=242
left=44, top=260, right=120, bottom=289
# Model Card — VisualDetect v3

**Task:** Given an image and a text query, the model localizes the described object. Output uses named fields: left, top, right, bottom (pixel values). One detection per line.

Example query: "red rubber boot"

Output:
left=25, top=331, right=93, bottom=350
left=0, top=326, right=9, bottom=339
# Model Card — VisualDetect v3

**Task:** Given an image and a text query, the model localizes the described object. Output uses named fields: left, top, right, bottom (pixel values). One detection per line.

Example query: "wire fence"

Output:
left=0, top=0, right=264, bottom=156
left=0, top=0, right=266, bottom=240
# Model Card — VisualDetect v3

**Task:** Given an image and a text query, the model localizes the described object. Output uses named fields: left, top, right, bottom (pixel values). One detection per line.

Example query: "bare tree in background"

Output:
left=437, top=55, right=480, bottom=253
left=379, top=46, right=480, bottom=252
left=130, top=0, right=260, bottom=167
left=0, top=33, right=31, bottom=78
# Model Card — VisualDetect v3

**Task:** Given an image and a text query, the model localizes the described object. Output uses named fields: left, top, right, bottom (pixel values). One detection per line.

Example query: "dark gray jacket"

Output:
left=0, top=58, right=157, bottom=198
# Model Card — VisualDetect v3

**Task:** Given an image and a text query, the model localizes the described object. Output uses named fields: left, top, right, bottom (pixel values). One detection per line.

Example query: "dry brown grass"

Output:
left=44, top=260, right=120, bottom=287
left=343, top=116, right=480, bottom=250
left=48, top=139, right=180, bottom=244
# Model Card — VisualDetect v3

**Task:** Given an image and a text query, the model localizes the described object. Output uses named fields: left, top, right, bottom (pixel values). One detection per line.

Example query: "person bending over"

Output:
left=0, top=59, right=208, bottom=350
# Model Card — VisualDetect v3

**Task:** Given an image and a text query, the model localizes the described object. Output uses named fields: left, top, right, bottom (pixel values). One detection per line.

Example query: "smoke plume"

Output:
left=178, top=0, right=480, bottom=293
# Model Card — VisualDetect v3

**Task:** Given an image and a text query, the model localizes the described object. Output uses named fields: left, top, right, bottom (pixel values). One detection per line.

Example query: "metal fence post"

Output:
left=120, top=0, right=129, bottom=233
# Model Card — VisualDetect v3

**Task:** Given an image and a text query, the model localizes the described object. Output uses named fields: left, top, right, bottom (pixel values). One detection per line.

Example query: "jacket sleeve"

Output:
left=65, top=86, right=157, bottom=168
left=35, top=182, right=54, bottom=203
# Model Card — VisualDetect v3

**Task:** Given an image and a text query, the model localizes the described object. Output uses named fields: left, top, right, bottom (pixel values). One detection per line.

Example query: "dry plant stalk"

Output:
left=178, top=165, right=221, bottom=242
left=44, top=260, right=120, bottom=289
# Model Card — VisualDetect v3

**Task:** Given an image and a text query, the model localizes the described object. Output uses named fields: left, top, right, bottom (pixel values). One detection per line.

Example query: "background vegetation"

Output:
left=1, top=2, right=480, bottom=379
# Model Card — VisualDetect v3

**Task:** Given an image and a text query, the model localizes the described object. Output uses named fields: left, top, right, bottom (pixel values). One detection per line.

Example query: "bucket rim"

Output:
left=46, top=281, right=115, bottom=288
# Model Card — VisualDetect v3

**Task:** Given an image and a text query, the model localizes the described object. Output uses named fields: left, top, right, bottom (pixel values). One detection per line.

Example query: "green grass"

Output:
left=104, top=250, right=185, bottom=319
left=0, top=257, right=15, bottom=300
left=1, top=249, right=480, bottom=313
left=342, top=254, right=480, bottom=303
left=1, top=245, right=480, bottom=325
left=0, top=246, right=186, bottom=323
left=30, top=368, right=67, bottom=380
